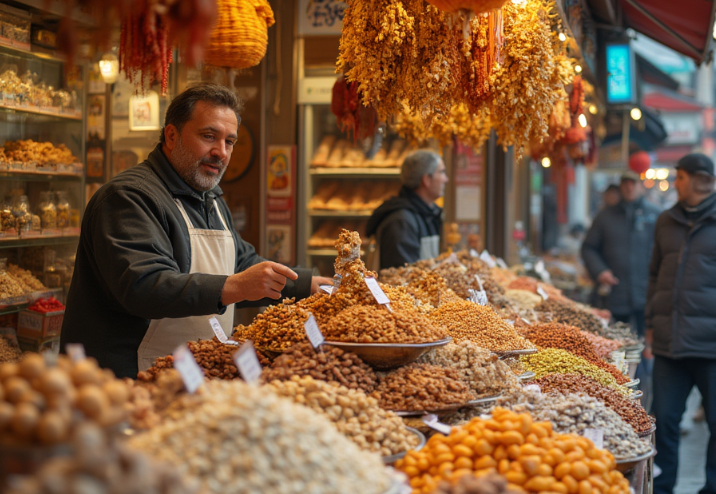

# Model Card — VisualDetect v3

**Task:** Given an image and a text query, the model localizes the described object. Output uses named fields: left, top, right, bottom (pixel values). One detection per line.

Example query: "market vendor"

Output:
left=61, top=83, right=330, bottom=379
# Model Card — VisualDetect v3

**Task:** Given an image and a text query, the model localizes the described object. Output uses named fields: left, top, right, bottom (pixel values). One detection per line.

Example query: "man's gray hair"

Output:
left=401, top=150, right=442, bottom=190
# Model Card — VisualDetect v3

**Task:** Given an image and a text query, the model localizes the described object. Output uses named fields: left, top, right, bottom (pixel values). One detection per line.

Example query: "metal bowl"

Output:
left=614, top=447, right=656, bottom=472
left=323, top=338, right=452, bottom=370
left=519, top=371, right=536, bottom=382
left=631, top=390, right=644, bottom=401
left=496, top=348, right=538, bottom=359
left=637, top=422, right=656, bottom=438
left=391, top=394, right=502, bottom=418
left=382, top=427, right=426, bottom=465
left=624, top=379, right=640, bottom=388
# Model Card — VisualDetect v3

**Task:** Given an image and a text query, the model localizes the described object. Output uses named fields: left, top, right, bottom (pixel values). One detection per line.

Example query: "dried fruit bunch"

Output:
left=396, top=407, right=631, bottom=494
left=430, top=300, right=534, bottom=352
left=267, top=375, right=419, bottom=456
left=373, top=363, right=475, bottom=411
left=262, top=342, right=378, bottom=393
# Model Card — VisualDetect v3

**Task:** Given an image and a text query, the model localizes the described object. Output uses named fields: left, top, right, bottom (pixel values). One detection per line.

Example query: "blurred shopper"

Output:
left=366, top=150, right=448, bottom=270
left=647, top=153, right=716, bottom=494
left=582, top=171, right=660, bottom=336
left=602, top=184, right=621, bottom=208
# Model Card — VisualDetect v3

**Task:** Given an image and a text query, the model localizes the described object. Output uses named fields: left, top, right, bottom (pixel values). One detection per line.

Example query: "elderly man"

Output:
left=366, top=150, right=448, bottom=270
left=61, top=83, right=330, bottom=378
left=647, top=153, right=716, bottom=494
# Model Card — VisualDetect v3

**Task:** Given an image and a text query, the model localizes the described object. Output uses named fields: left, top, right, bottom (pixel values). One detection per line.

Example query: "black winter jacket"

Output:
left=61, top=145, right=312, bottom=378
left=646, top=193, right=716, bottom=359
left=365, top=186, right=443, bottom=270
left=581, top=197, right=661, bottom=315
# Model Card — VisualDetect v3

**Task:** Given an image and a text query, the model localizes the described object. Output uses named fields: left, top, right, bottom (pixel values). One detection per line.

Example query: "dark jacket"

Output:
left=366, top=186, right=443, bottom=270
left=581, top=197, right=661, bottom=315
left=646, top=193, right=716, bottom=359
left=61, top=145, right=312, bottom=378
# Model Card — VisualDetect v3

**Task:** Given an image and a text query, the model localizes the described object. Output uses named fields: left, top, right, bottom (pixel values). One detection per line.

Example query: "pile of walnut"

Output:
left=267, top=375, right=419, bottom=456
left=7, top=422, right=198, bottom=494
left=262, top=342, right=377, bottom=393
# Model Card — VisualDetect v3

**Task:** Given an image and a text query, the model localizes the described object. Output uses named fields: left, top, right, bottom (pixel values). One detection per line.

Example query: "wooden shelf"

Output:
left=0, top=104, right=82, bottom=121
left=0, top=234, right=79, bottom=249
left=0, top=170, right=82, bottom=182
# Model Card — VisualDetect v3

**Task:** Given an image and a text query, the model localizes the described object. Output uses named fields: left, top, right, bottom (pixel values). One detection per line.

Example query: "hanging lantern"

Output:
left=629, top=151, right=651, bottom=174
left=426, top=0, right=508, bottom=14
left=204, top=0, right=275, bottom=69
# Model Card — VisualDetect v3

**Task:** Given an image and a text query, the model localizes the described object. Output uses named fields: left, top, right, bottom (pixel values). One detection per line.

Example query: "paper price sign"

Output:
left=468, top=289, right=489, bottom=306
left=422, top=414, right=452, bottom=435
left=496, top=258, right=508, bottom=269
left=209, top=317, right=238, bottom=345
left=173, top=344, right=204, bottom=394
left=582, top=428, right=604, bottom=450
left=480, top=250, right=496, bottom=269
left=469, top=249, right=480, bottom=258
left=304, top=314, right=325, bottom=349
left=365, top=277, right=390, bottom=305
left=66, top=344, right=86, bottom=363
left=537, top=285, right=549, bottom=300
left=233, top=341, right=262, bottom=385
left=319, top=284, right=335, bottom=295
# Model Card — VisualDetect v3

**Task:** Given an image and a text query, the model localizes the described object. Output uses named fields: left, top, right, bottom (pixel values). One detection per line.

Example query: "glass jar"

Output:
left=0, top=197, right=15, bottom=234
left=56, top=191, right=70, bottom=228
left=38, top=191, right=56, bottom=229
left=13, top=195, right=31, bottom=233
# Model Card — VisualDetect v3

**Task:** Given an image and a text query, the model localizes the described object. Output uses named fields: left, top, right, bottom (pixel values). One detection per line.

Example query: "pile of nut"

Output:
left=534, top=373, right=652, bottom=434
left=520, top=349, right=626, bottom=392
left=602, top=322, right=640, bottom=348
left=430, top=473, right=525, bottom=494
left=509, top=392, right=652, bottom=458
left=0, top=335, right=22, bottom=363
left=418, top=341, right=519, bottom=397
left=322, top=305, right=448, bottom=344
left=581, top=332, right=622, bottom=359
left=267, top=375, right=419, bottom=456
left=429, top=300, right=534, bottom=352
left=504, top=289, right=543, bottom=311
left=262, top=342, right=377, bottom=393
left=8, top=423, right=198, bottom=494
left=0, top=354, right=133, bottom=445
left=372, top=363, right=475, bottom=412
left=137, top=337, right=271, bottom=382
left=233, top=298, right=310, bottom=352
left=396, top=407, right=631, bottom=494
left=536, top=298, right=606, bottom=335
left=4, top=140, right=78, bottom=165
left=128, top=379, right=392, bottom=494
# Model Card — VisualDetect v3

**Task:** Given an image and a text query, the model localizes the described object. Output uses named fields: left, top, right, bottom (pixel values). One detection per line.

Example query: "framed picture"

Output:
left=129, top=91, right=160, bottom=131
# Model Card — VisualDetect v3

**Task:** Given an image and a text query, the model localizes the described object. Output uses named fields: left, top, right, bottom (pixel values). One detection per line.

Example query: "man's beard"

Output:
left=171, top=138, right=227, bottom=192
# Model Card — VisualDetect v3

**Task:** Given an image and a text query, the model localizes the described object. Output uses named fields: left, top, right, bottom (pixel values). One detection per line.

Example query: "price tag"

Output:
left=422, top=414, right=452, bottom=435
left=468, top=289, right=489, bottom=306
left=173, top=345, right=204, bottom=394
left=209, top=317, right=238, bottom=345
left=434, top=253, right=459, bottom=269
left=469, top=249, right=480, bottom=258
left=66, top=344, right=86, bottom=362
left=365, top=277, right=390, bottom=305
left=524, top=384, right=541, bottom=394
left=319, top=285, right=335, bottom=295
left=233, top=341, right=262, bottom=385
left=583, top=428, right=604, bottom=449
left=304, top=313, right=325, bottom=349
left=496, top=258, right=508, bottom=269
left=537, top=285, right=549, bottom=300
left=480, top=250, right=496, bottom=268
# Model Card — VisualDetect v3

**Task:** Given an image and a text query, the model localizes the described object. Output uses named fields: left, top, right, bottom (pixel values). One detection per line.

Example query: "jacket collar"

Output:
left=668, top=192, right=716, bottom=225
left=399, top=186, right=442, bottom=218
left=146, top=144, right=224, bottom=201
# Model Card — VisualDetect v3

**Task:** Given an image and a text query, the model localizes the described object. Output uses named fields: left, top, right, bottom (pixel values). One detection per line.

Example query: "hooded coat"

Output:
left=365, top=186, right=442, bottom=270
left=646, top=192, right=716, bottom=359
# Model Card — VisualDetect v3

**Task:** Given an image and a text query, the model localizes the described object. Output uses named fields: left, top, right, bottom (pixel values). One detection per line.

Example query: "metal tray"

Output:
left=624, top=379, right=640, bottom=388
left=382, top=427, right=426, bottom=465
left=323, top=338, right=452, bottom=370
left=391, top=394, right=502, bottom=418
left=615, top=447, right=656, bottom=472
left=519, top=371, right=536, bottom=382
left=497, top=348, right=538, bottom=359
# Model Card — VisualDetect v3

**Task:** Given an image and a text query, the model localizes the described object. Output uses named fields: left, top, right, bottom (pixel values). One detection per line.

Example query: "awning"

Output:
left=620, top=0, right=716, bottom=64
left=601, top=107, right=668, bottom=151
left=643, top=90, right=704, bottom=112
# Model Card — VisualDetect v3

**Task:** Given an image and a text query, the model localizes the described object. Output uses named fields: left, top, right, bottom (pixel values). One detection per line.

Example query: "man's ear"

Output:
left=421, top=173, right=431, bottom=189
left=164, top=124, right=179, bottom=151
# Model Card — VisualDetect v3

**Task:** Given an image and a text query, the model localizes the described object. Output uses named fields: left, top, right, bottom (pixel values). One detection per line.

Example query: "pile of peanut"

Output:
left=267, top=375, right=419, bottom=456
left=372, top=363, right=475, bottom=412
left=262, top=342, right=377, bottom=393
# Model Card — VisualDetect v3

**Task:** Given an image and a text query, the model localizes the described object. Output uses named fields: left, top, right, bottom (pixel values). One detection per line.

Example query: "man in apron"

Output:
left=61, top=83, right=331, bottom=378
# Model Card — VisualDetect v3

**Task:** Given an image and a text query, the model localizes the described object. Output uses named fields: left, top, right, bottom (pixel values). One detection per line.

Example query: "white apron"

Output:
left=137, top=199, right=236, bottom=372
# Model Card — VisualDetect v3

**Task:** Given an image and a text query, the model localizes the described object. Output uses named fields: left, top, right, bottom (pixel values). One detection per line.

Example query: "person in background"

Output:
left=366, top=150, right=448, bottom=270
left=647, top=153, right=716, bottom=494
left=602, top=184, right=621, bottom=208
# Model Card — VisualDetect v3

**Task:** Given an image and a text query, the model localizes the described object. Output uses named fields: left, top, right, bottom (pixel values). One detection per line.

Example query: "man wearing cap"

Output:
left=647, top=153, right=716, bottom=494
left=581, top=170, right=661, bottom=336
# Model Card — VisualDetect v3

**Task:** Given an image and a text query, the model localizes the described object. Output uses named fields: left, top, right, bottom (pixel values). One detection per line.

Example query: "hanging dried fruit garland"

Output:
left=331, top=77, right=378, bottom=141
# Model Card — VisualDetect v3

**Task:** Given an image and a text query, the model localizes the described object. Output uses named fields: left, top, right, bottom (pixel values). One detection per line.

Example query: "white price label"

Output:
left=209, top=317, right=238, bottom=345
left=524, top=384, right=541, bottom=394
left=422, top=414, right=452, bottom=435
left=304, top=313, right=325, bottom=349
left=480, top=250, right=496, bottom=268
left=365, top=277, right=390, bottom=305
left=66, top=344, right=86, bottom=362
left=496, top=258, right=508, bottom=269
left=319, top=285, right=335, bottom=295
left=468, top=289, right=489, bottom=306
left=583, top=428, right=604, bottom=449
left=469, top=249, right=480, bottom=258
left=233, top=341, right=262, bottom=385
left=537, top=285, right=549, bottom=300
left=173, top=345, right=204, bottom=394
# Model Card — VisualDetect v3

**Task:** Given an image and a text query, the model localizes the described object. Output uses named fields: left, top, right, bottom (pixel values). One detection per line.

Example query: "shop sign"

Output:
left=606, top=43, right=637, bottom=106
left=298, top=77, right=337, bottom=105
left=661, top=112, right=702, bottom=145
left=298, top=0, right=347, bottom=36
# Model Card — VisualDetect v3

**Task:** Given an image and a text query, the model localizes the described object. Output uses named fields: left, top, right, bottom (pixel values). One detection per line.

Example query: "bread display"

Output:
left=309, top=136, right=413, bottom=169
left=308, top=180, right=400, bottom=212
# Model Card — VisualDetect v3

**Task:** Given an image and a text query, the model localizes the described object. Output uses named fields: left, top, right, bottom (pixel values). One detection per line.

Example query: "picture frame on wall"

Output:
left=129, top=91, right=160, bottom=131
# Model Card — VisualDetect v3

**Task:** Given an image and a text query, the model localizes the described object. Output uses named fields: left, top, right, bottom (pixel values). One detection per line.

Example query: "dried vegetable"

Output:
left=267, top=375, right=419, bottom=456
left=418, top=341, right=519, bottom=397
left=373, top=363, right=475, bottom=411
left=430, top=300, right=533, bottom=352
left=534, top=374, right=652, bottom=434
left=509, top=393, right=652, bottom=458
left=128, top=380, right=392, bottom=494
left=536, top=298, right=605, bottom=335
left=262, top=342, right=378, bottom=393
left=520, top=349, right=627, bottom=392
left=395, top=407, right=631, bottom=494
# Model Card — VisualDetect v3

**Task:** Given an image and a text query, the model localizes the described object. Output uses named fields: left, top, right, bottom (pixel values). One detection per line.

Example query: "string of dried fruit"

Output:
left=331, top=77, right=377, bottom=141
